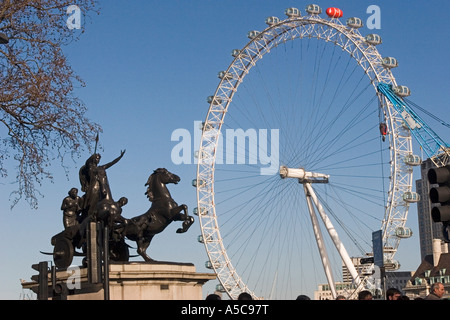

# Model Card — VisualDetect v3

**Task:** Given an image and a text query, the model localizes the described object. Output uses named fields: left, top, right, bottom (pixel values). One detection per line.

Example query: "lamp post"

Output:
left=0, top=32, right=9, bottom=44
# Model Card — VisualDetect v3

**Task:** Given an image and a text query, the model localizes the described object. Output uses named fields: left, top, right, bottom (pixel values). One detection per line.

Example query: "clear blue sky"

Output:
left=0, top=0, right=449, bottom=299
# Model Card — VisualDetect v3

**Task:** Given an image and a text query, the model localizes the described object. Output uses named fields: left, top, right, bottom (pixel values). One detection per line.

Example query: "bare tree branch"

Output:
left=0, top=0, right=102, bottom=209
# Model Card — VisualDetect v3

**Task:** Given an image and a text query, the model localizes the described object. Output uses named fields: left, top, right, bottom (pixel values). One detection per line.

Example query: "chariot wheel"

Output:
left=195, top=6, right=417, bottom=299
left=53, top=236, right=75, bottom=269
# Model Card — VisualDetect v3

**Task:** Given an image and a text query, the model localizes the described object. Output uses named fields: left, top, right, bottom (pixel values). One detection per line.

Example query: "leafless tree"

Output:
left=0, top=0, right=101, bottom=208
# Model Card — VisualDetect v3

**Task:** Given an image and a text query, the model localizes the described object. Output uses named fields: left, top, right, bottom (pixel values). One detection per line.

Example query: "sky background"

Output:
left=1, top=0, right=449, bottom=299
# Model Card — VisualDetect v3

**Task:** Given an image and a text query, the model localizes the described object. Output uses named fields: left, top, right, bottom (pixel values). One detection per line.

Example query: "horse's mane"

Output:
left=145, top=168, right=166, bottom=202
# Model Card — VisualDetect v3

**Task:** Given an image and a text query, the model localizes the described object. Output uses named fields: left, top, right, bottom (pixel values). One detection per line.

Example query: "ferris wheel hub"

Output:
left=279, top=166, right=329, bottom=183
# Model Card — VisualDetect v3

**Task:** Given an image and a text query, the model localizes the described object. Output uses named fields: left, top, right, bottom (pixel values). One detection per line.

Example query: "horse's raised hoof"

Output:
left=176, top=217, right=194, bottom=234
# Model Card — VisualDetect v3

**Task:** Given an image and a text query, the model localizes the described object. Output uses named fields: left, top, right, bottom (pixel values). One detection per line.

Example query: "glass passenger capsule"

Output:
left=231, top=49, right=250, bottom=59
left=194, top=150, right=199, bottom=159
left=404, top=154, right=422, bottom=166
left=382, top=57, right=398, bottom=69
left=394, top=85, right=411, bottom=97
left=205, top=261, right=221, bottom=269
left=395, top=227, right=413, bottom=238
left=207, top=95, right=223, bottom=105
left=193, top=207, right=208, bottom=216
left=285, top=7, right=301, bottom=18
left=365, top=34, right=382, bottom=45
left=218, top=71, right=234, bottom=80
left=215, top=284, right=225, bottom=292
left=346, top=17, right=363, bottom=28
left=231, top=49, right=241, bottom=57
left=265, top=16, right=280, bottom=26
left=247, top=30, right=260, bottom=39
left=197, top=235, right=213, bottom=243
left=403, top=191, right=420, bottom=203
left=215, top=284, right=231, bottom=292
left=192, top=179, right=205, bottom=187
left=305, top=4, right=322, bottom=14
left=200, top=121, right=213, bottom=131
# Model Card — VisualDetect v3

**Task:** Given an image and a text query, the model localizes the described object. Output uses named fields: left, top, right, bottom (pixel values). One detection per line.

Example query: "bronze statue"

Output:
left=78, top=150, right=125, bottom=220
left=47, top=149, right=194, bottom=268
left=123, top=168, right=194, bottom=262
left=60, top=187, right=82, bottom=230
left=49, top=150, right=129, bottom=268
left=97, top=196, right=128, bottom=241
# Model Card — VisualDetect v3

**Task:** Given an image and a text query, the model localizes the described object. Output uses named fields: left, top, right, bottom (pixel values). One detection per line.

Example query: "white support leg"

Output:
left=304, top=184, right=337, bottom=299
left=304, top=183, right=362, bottom=287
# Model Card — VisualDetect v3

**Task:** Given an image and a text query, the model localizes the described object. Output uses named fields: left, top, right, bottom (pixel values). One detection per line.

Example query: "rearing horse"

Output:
left=123, top=168, right=194, bottom=262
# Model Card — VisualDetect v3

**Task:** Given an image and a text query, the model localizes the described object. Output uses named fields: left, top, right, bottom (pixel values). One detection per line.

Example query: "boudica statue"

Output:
left=44, top=150, right=194, bottom=269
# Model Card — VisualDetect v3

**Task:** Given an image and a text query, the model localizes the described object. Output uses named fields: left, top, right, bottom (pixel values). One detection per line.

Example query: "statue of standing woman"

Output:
left=61, top=187, right=82, bottom=230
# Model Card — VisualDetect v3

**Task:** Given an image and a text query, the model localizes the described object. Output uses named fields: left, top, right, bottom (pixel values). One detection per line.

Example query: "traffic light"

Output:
left=428, top=165, right=450, bottom=242
left=31, top=261, right=49, bottom=300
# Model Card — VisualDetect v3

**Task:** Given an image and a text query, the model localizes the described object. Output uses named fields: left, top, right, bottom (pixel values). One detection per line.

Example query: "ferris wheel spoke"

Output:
left=286, top=86, right=376, bottom=168
left=304, top=84, right=375, bottom=162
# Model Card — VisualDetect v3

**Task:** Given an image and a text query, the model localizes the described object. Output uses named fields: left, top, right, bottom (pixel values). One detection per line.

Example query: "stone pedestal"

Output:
left=22, top=262, right=216, bottom=300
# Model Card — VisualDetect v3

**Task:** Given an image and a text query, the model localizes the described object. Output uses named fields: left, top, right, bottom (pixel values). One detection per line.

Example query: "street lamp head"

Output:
left=0, top=33, right=9, bottom=44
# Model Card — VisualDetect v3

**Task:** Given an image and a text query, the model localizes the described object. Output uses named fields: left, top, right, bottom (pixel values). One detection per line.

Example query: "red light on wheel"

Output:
left=326, top=7, right=343, bottom=18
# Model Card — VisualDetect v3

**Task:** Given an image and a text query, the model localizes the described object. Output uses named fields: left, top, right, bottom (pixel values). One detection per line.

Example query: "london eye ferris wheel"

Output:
left=193, top=4, right=430, bottom=300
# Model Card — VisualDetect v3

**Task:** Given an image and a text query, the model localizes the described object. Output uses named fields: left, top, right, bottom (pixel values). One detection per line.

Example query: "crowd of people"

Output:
left=205, top=282, right=447, bottom=300
left=356, top=282, right=446, bottom=300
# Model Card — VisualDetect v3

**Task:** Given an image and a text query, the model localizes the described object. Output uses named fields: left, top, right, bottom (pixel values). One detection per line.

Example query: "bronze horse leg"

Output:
left=137, top=235, right=154, bottom=262
left=172, top=204, right=194, bottom=234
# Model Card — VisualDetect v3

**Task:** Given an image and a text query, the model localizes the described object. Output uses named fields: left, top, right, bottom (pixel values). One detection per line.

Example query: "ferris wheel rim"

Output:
left=196, top=12, right=413, bottom=299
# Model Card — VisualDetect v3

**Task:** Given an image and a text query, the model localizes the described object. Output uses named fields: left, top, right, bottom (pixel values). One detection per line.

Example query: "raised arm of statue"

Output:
left=101, top=150, right=126, bottom=170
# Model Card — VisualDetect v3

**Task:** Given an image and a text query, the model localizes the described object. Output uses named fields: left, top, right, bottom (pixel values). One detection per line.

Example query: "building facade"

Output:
left=403, top=239, right=450, bottom=299
left=314, top=257, right=413, bottom=300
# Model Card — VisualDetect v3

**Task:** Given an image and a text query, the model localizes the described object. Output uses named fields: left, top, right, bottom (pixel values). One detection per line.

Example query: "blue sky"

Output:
left=0, top=0, right=449, bottom=299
